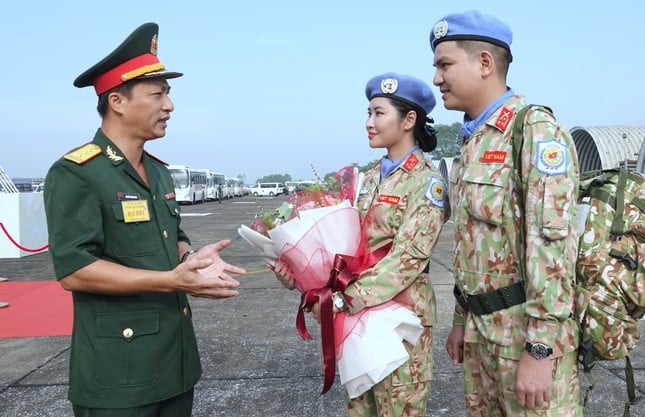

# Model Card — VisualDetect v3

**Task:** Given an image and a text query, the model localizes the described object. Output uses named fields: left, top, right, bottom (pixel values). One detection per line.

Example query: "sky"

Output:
left=1, top=0, right=644, bottom=184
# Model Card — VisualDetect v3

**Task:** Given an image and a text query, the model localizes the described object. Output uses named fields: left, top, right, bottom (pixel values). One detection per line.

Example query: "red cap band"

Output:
left=93, top=53, right=162, bottom=95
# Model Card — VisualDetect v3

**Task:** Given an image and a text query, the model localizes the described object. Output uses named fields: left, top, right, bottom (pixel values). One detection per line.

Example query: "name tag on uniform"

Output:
left=377, top=194, right=401, bottom=205
left=121, top=200, right=151, bottom=223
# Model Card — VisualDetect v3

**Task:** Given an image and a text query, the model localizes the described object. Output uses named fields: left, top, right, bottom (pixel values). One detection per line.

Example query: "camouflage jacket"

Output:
left=344, top=148, right=446, bottom=327
left=449, top=95, right=580, bottom=359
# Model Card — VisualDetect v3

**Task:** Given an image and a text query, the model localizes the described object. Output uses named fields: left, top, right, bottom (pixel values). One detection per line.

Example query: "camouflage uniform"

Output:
left=449, top=95, right=583, bottom=416
left=344, top=148, right=446, bottom=416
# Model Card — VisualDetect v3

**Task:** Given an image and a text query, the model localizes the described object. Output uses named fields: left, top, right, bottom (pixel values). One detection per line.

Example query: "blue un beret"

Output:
left=430, top=10, right=513, bottom=60
left=365, top=72, right=436, bottom=115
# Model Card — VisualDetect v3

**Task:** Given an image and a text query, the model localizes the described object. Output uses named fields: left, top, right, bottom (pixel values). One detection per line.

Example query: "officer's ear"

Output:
left=106, top=91, right=126, bottom=115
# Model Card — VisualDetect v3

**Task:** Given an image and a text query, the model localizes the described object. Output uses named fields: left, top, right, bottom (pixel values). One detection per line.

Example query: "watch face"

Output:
left=528, top=343, right=551, bottom=359
left=332, top=293, right=345, bottom=309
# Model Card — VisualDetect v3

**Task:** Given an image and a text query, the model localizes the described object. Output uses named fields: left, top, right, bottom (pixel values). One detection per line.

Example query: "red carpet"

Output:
left=0, top=281, right=72, bottom=337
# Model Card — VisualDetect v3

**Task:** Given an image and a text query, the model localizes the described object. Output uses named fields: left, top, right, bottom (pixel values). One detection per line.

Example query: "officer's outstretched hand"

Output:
left=177, top=240, right=245, bottom=298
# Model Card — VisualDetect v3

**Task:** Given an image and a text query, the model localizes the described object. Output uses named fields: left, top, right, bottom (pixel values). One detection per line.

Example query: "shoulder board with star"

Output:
left=63, top=143, right=102, bottom=165
left=144, top=151, right=168, bottom=166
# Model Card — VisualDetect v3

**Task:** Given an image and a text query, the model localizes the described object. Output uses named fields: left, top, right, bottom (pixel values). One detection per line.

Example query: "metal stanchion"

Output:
left=0, top=276, right=9, bottom=308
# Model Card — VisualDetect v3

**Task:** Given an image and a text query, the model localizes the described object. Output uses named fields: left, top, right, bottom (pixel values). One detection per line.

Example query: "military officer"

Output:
left=44, top=23, right=245, bottom=417
left=430, top=10, right=582, bottom=416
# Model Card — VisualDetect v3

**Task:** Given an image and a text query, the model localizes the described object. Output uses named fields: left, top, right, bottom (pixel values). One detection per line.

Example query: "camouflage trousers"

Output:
left=346, top=326, right=433, bottom=417
left=463, top=342, right=583, bottom=416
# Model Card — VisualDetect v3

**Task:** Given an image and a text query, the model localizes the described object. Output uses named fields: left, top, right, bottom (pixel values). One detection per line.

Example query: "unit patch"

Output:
left=425, top=176, right=446, bottom=208
left=64, top=144, right=102, bottom=165
left=536, top=139, right=568, bottom=175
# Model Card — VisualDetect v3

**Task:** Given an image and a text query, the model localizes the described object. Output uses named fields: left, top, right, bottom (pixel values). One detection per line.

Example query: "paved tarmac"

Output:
left=0, top=194, right=643, bottom=416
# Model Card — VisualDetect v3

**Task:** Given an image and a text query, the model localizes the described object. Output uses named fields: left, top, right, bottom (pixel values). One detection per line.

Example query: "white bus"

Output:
left=194, top=169, right=217, bottom=201
left=167, top=164, right=206, bottom=204
left=228, top=177, right=243, bottom=197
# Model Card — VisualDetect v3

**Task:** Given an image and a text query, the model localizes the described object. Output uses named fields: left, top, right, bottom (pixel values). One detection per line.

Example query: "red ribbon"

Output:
left=296, top=242, right=392, bottom=394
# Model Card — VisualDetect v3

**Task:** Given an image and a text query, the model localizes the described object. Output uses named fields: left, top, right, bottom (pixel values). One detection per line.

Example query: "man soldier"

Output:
left=430, top=10, right=582, bottom=416
left=44, top=23, right=245, bottom=416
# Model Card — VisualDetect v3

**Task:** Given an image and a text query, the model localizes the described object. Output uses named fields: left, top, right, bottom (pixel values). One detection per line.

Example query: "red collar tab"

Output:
left=93, top=53, right=164, bottom=95
left=402, top=153, right=419, bottom=171
left=494, top=107, right=514, bottom=131
left=480, top=150, right=507, bottom=163
left=144, top=151, right=168, bottom=166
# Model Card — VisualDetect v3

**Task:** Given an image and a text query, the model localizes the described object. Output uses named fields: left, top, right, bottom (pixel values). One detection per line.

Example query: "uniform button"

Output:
left=153, top=195, right=157, bottom=200
left=163, top=230, right=168, bottom=239
left=122, top=328, right=134, bottom=339
left=183, top=307, right=189, bottom=316
left=174, top=208, right=179, bottom=215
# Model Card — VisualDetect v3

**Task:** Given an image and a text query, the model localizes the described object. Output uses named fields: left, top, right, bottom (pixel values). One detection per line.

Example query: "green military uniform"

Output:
left=43, top=23, right=200, bottom=412
left=44, top=131, right=201, bottom=408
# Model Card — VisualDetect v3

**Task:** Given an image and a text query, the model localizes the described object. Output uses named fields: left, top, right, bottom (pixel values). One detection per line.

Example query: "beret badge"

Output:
left=432, top=20, right=448, bottom=39
left=380, top=78, right=398, bottom=94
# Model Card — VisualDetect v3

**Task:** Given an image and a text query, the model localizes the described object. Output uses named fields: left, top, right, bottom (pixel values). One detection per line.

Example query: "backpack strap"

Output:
left=611, top=168, right=628, bottom=240
left=510, top=104, right=553, bottom=286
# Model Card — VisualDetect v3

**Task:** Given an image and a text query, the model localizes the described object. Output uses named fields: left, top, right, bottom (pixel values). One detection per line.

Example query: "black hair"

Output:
left=388, top=98, right=437, bottom=152
left=96, top=80, right=138, bottom=117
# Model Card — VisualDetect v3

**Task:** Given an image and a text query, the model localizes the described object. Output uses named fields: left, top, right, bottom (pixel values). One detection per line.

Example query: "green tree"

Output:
left=429, top=122, right=462, bottom=159
left=256, top=174, right=292, bottom=183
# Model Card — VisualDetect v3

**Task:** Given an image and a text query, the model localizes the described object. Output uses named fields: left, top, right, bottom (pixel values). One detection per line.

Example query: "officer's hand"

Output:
left=269, top=260, right=296, bottom=290
left=446, top=324, right=465, bottom=365
left=179, top=240, right=244, bottom=298
left=515, top=352, right=553, bottom=408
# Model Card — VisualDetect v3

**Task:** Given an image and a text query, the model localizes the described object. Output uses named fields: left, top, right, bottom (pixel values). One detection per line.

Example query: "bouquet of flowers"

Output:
left=238, top=167, right=423, bottom=398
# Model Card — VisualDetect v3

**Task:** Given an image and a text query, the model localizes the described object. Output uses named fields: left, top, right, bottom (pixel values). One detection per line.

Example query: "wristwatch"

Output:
left=525, top=342, right=553, bottom=360
left=332, top=291, right=346, bottom=310
left=180, top=249, right=196, bottom=263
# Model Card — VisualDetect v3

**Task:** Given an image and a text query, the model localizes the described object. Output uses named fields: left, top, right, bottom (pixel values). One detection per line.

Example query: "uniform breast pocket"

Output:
left=94, top=310, right=160, bottom=388
left=462, top=163, right=511, bottom=226
left=110, top=202, right=158, bottom=257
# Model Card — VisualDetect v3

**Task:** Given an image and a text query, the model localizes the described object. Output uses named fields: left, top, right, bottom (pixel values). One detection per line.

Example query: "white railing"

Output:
left=0, top=166, right=18, bottom=193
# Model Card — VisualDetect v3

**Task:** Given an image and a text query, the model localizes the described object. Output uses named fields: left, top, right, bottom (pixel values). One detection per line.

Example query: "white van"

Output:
left=250, top=182, right=284, bottom=197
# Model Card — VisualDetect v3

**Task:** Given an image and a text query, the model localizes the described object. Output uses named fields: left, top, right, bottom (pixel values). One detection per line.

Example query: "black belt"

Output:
left=453, top=281, right=526, bottom=316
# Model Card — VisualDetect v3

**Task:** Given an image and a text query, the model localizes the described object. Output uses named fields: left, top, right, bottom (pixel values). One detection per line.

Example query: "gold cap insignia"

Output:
left=150, top=34, right=158, bottom=55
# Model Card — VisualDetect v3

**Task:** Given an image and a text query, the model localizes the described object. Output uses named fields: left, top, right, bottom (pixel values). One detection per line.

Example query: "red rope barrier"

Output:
left=0, top=222, right=49, bottom=253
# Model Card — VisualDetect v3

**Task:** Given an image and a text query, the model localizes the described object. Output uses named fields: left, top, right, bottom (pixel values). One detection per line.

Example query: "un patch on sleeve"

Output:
left=425, top=176, right=446, bottom=208
left=536, top=139, right=568, bottom=175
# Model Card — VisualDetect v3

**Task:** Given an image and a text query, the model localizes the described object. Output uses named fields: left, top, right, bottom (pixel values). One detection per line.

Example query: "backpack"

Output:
left=511, top=105, right=645, bottom=416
